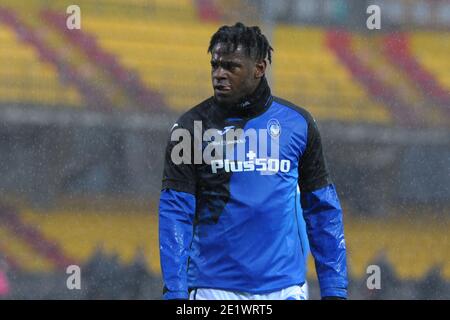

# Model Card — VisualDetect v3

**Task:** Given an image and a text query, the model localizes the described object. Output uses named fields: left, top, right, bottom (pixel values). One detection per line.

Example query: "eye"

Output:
left=223, top=62, right=232, bottom=70
left=223, top=62, right=239, bottom=71
left=210, top=61, right=218, bottom=69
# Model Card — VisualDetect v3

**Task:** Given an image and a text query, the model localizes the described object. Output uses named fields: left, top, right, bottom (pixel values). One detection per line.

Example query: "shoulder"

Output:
left=272, top=96, right=316, bottom=126
left=174, top=97, right=213, bottom=129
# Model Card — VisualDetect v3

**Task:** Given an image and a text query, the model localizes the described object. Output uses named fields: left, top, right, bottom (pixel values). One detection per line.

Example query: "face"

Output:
left=211, top=43, right=266, bottom=106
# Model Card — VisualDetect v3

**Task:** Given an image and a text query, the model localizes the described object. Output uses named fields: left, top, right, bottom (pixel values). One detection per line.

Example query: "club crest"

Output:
left=267, top=119, right=281, bottom=138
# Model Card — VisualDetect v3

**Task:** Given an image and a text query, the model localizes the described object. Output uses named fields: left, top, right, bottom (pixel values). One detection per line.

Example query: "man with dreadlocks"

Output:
left=159, top=23, right=348, bottom=300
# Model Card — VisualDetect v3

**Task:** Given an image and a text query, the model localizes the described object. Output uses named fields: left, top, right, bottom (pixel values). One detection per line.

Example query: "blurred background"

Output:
left=0, top=0, right=448, bottom=299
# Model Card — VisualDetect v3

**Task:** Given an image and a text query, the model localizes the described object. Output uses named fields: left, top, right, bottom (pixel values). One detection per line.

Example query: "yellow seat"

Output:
left=0, top=25, right=82, bottom=107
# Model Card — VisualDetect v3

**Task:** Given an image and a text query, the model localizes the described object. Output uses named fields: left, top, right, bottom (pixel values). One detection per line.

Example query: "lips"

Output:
left=214, top=84, right=231, bottom=93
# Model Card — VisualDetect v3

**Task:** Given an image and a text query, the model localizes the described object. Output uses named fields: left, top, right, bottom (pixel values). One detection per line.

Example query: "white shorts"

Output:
left=189, top=282, right=308, bottom=300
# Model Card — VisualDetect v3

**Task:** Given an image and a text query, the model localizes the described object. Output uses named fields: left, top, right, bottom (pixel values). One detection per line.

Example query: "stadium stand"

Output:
left=78, top=18, right=396, bottom=124
left=0, top=12, right=82, bottom=107
left=326, top=30, right=418, bottom=126
left=391, top=32, right=450, bottom=110
left=2, top=204, right=449, bottom=281
left=1, top=1, right=447, bottom=125
left=344, top=215, right=450, bottom=280
left=351, top=33, right=425, bottom=126
left=41, top=9, right=167, bottom=111
left=0, top=0, right=198, bottom=21
left=0, top=7, right=111, bottom=110
left=79, top=17, right=217, bottom=110
left=18, top=208, right=160, bottom=275
left=274, top=26, right=392, bottom=124
left=0, top=224, right=54, bottom=272
left=0, top=5, right=168, bottom=111
left=0, top=204, right=73, bottom=271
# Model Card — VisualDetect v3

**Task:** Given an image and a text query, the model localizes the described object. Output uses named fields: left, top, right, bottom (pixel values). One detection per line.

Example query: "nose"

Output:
left=213, top=66, right=227, bottom=81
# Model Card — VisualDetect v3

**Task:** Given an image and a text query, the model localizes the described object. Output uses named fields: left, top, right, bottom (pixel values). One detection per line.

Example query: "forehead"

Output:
left=211, top=43, right=251, bottom=62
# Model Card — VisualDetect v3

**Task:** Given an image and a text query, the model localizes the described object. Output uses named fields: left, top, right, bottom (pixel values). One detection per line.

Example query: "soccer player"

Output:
left=159, top=22, right=348, bottom=300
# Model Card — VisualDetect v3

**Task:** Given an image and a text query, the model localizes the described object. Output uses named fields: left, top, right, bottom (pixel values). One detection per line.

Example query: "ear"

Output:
left=254, top=60, right=267, bottom=79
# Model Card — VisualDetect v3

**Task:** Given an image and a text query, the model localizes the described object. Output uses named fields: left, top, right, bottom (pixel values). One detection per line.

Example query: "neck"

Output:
left=214, top=77, right=272, bottom=118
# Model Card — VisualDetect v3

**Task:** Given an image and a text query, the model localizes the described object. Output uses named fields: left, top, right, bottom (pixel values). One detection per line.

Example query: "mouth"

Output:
left=214, top=85, right=232, bottom=94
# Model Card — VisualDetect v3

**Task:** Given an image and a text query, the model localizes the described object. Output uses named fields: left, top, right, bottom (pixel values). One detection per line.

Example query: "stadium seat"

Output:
left=0, top=224, right=54, bottom=272
left=1, top=207, right=446, bottom=280
left=274, top=26, right=392, bottom=124
left=410, top=31, right=450, bottom=89
left=0, top=19, right=82, bottom=107
left=19, top=209, right=160, bottom=274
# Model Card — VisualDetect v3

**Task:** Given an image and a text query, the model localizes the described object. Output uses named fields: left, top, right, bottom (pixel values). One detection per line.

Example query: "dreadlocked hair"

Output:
left=207, top=22, right=273, bottom=64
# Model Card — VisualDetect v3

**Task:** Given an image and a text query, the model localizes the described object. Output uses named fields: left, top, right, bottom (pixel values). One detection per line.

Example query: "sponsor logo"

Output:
left=217, top=126, right=235, bottom=135
left=170, top=121, right=286, bottom=176
left=211, top=158, right=291, bottom=174
left=211, top=150, right=291, bottom=174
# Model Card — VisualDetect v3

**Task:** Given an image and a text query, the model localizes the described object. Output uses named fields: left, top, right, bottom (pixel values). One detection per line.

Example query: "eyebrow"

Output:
left=210, top=59, right=243, bottom=66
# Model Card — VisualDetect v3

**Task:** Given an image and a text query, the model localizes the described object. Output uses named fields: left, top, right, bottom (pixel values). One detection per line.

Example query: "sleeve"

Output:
left=159, top=123, right=197, bottom=300
left=159, top=189, right=195, bottom=300
left=298, top=116, right=332, bottom=192
left=299, top=117, right=348, bottom=299
left=161, top=122, right=197, bottom=194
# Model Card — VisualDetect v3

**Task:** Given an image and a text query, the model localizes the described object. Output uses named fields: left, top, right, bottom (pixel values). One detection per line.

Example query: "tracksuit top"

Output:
left=159, top=78, right=348, bottom=299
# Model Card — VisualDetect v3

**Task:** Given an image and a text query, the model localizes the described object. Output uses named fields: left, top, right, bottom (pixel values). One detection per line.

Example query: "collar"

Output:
left=212, top=76, right=273, bottom=119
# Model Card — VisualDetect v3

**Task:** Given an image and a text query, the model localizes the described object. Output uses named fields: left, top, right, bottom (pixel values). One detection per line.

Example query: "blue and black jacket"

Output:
left=159, top=77, right=347, bottom=299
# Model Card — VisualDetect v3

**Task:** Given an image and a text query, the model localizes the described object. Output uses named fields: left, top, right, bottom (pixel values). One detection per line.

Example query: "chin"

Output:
left=215, top=95, right=235, bottom=106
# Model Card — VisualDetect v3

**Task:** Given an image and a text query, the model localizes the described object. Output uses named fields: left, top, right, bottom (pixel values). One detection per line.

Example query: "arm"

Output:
left=298, top=116, right=348, bottom=299
left=300, top=184, right=347, bottom=299
left=159, top=189, right=195, bottom=300
left=158, top=122, right=197, bottom=300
